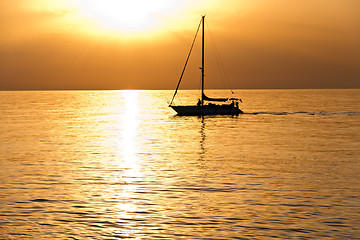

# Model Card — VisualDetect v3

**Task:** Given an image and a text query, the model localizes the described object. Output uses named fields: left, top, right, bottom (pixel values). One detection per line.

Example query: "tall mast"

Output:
left=201, top=15, right=205, bottom=106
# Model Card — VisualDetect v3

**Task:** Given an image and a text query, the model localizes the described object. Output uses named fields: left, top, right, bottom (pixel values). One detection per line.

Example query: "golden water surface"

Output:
left=0, top=89, right=359, bottom=239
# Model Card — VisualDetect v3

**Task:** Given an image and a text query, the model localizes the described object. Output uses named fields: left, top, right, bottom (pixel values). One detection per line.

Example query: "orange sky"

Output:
left=1, top=0, right=359, bottom=90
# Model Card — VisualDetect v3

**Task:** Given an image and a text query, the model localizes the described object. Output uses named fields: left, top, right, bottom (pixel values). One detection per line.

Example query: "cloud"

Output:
left=1, top=1, right=73, bottom=46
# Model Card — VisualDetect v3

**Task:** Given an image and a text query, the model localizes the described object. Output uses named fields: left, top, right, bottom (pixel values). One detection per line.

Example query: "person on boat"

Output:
left=230, top=101, right=234, bottom=107
left=197, top=99, right=201, bottom=106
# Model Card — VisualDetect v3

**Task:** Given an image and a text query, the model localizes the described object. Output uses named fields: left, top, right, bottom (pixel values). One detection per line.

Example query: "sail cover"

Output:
left=202, top=93, right=229, bottom=102
left=202, top=93, right=241, bottom=102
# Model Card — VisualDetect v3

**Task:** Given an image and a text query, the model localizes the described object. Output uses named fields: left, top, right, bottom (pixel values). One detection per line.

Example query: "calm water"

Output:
left=0, top=89, right=359, bottom=239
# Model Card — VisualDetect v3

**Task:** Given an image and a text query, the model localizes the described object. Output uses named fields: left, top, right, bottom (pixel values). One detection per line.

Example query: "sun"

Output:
left=75, top=0, right=181, bottom=33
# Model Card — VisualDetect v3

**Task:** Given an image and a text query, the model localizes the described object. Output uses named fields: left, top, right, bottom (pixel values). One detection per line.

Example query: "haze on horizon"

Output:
left=1, top=0, right=359, bottom=90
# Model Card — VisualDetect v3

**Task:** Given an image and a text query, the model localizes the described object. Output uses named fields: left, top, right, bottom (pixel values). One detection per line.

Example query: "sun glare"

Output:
left=75, top=0, right=181, bottom=33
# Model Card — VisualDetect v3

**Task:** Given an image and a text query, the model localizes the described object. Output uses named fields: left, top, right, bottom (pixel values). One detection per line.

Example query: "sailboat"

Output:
left=169, top=16, right=243, bottom=116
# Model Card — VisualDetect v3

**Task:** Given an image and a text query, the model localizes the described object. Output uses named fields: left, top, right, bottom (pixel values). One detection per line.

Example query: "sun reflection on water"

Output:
left=121, top=90, right=139, bottom=167
left=115, top=90, right=144, bottom=233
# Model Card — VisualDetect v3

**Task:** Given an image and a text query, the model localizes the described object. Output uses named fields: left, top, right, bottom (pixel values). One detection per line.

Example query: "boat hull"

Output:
left=170, top=105, right=243, bottom=116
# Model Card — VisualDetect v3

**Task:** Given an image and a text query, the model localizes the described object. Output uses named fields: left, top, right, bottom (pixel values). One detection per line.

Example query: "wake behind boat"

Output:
left=169, top=16, right=243, bottom=116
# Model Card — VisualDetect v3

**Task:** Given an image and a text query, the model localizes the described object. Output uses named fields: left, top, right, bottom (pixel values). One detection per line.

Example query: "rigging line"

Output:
left=169, top=18, right=202, bottom=106
left=205, top=21, right=235, bottom=94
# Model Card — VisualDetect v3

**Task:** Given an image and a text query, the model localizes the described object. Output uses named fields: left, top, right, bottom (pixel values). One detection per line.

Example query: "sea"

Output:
left=0, top=89, right=359, bottom=239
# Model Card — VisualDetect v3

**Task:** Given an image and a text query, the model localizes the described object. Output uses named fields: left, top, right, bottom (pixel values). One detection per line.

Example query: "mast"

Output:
left=201, top=15, right=205, bottom=106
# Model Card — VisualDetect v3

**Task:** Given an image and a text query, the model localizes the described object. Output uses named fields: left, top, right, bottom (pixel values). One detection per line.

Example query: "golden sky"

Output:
left=1, top=0, right=359, bottom=90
